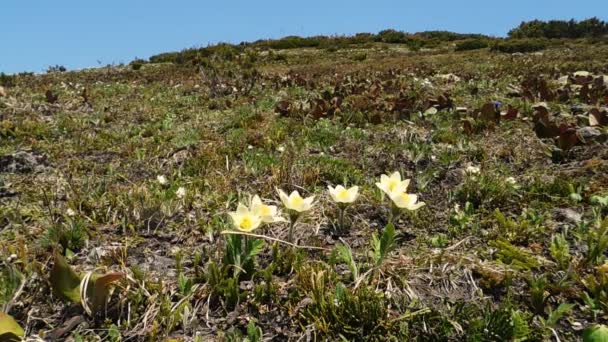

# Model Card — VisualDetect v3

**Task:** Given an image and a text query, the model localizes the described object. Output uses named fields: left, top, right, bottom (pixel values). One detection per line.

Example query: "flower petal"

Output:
left=408, top=201, right=425, bottom=211
left=236, top=203, right=249, bottom=215
left=251, top=195, right=262, bottom=207
left=348, top=186, right=359, bottom=201
left=277, top=188, right=290, bottom=206
left=390, top=171, right=401, bottom=182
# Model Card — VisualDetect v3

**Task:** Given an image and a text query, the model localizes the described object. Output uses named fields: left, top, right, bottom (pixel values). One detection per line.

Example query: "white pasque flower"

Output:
left=327, top=185, right=359, bottom=204
left=277, top=189, right=315, bottom=213
left=375, top=171, right=410, bottom=196
left=250, top=195, right=286, bottom=223
left=465, top=165, right=480, bottom=174
left=157, top=175, right=168, bottom=185
left=389, top=191, right=426, bottom=211
left=229, top=203, right=263, bottom=232
left=176, top=187, right=186, bottom=199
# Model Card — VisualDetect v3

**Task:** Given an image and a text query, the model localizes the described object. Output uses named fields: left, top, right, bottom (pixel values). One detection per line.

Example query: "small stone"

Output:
left=0, top=86, right=6, bottom=97
left=424, top=107, right=438, bottom=115
left=571, top=321, right=583, bottom=331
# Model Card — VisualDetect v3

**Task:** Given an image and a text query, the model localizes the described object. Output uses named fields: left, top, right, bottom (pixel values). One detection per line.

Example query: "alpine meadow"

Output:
left=3, top=17, right=608, bottom=341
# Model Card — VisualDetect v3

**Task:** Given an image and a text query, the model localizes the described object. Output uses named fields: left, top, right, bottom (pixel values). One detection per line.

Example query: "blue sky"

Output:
left=1, top=0, right=606, bottom=74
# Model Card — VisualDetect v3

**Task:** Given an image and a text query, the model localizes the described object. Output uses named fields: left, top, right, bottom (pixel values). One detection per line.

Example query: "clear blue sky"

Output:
left=1, top=0, right=606, bottom=74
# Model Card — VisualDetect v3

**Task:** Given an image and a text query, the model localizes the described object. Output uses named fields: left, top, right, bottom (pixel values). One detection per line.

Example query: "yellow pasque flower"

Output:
left=376, top=171, right=410, bottom=196
left=277, top=189, right=315, bottom=213
left=389, top=191, right=425, bottom=211
left=328, top=185, right=359, bottom=204
left=229, top=203, right=263, bottom=232
left=250, top=195, right=286, bottom=223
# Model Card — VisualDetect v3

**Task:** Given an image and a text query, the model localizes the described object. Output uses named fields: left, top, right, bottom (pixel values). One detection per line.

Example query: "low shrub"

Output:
left=455, top=39, right=489, bottom=51
left=491, top=39, right=547, bottom=53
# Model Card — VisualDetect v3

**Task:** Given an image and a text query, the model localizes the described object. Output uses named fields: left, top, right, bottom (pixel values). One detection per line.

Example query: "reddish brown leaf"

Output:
left=310, top=99, right=328, bottom=119
left=462, top=118, right=475, bottom=135
left=502, top=105, right=519, bottom=121
left=580, top=84, right=590, bottom=104
left=477, top=102, right=500, bottom=123
left=532, top=107, right=560, bottom=139
left=45, top=90, right=58, bottom=104
left=589, top=108, right=608, bottom=127
left=274, top=100, right=291, bottom=116
left=90, top=272, right=126, bottom=314
left=556, top=124, right=579, bottom=150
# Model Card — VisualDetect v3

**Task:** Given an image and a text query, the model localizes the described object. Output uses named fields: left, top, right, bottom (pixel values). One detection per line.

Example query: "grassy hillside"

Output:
left=1, top=39, right=608, bottom=340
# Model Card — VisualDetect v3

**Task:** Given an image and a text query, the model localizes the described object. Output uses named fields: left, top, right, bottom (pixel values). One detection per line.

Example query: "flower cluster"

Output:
left=227, top=171, right=424, bottom=239
left=229, top=195, right=286, bottom=232
left=376, top=172, right=425, bottom=210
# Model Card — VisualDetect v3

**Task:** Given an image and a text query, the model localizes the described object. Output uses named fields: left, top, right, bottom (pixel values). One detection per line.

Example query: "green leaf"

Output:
left=335, top=244, right=359, bottom=280
left=245, top=320, right=262, bottom=342
left=511, top=310, right=530, bottom=342
left=372, top=223, right=396, bottom=266
left=50, top=251, right=81, bottom=303
left=377, top=223, right=396, bottom=266
left=584, top=324, right=608, bottom=342
left=246, top=239, right=265, bottom=261
left=546, top=303, right=574, bottom=328
left=371, top=232, right=381, bottom=264
left=0, top=312, right=24, bottom=341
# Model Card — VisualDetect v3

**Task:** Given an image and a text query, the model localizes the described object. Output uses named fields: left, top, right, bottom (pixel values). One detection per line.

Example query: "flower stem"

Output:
left=338, top=206, right=346, bottom=233
left=288, top=212, right=299, bottom=243
left=389, top=202, right=402, bottom=225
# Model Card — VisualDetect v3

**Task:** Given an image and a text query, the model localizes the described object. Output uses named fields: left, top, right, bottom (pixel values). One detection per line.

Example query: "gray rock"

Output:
left=553, top=208, right=582, bottom=225
left=0, top=150, right=49, bottom=173
left=577, top=126, right=603, bottom=142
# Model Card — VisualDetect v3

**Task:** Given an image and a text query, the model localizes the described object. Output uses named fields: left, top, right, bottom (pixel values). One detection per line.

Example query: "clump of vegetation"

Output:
left=491, top=39, right=547, bottom=53
left=455, top=38, right=489, bottom=51
left=509, top=17, right=608, bottom=39
left=129, top=58, right=146, bottom=70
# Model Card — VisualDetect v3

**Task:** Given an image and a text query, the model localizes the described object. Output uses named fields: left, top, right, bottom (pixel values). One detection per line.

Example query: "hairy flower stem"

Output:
left=288, top=211, right=300, bottom=243
left=337, top=204, right=349, bottom=234
left=388, top=202, right=402, bottom=225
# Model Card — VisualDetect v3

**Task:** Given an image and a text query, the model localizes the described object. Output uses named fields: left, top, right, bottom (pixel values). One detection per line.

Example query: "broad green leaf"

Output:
left=0, top=312, right=24, bottom=341
left=88, top=272, right=125, bottom=314
left=584, top=324, right=608, bottom=342
left=50, top=252, right=81, bottom=303
left=371, top=223, right=396, bottom=266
